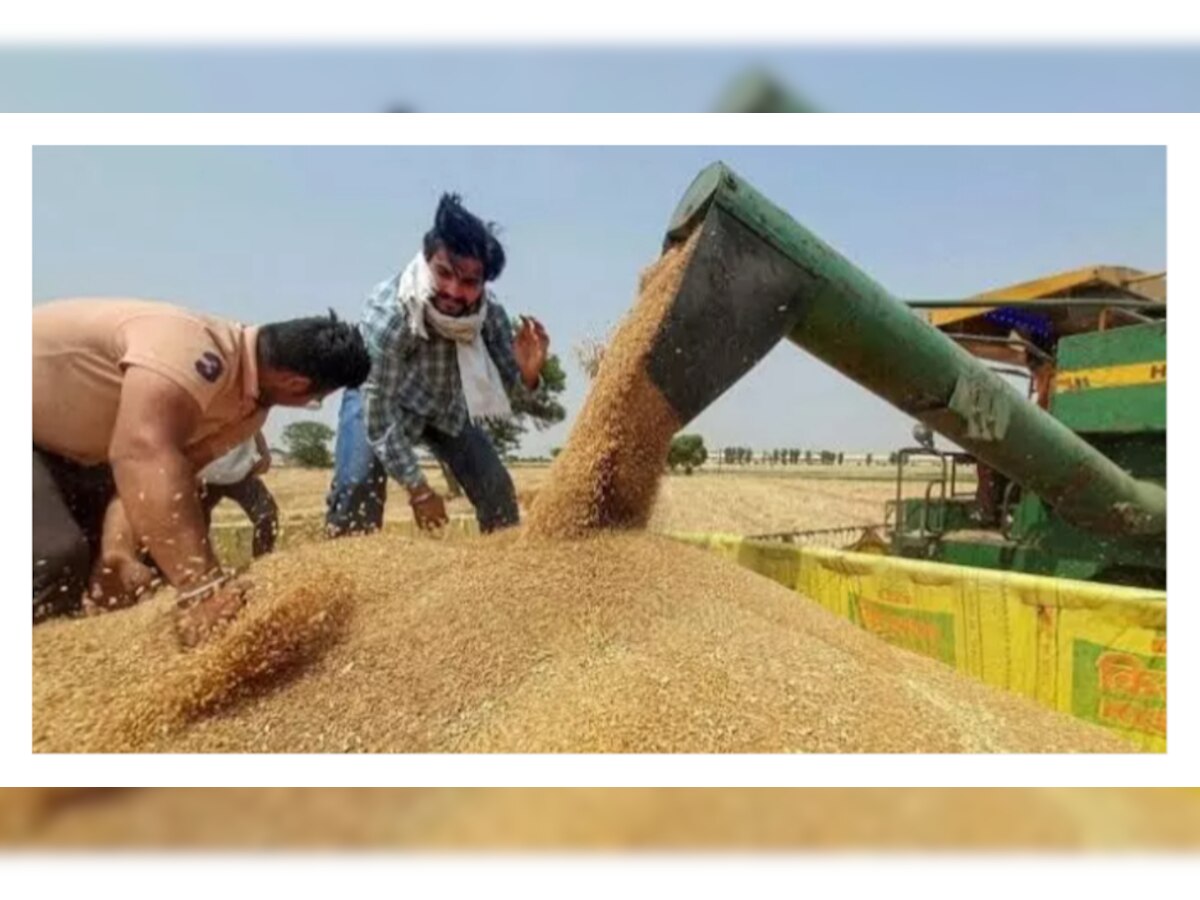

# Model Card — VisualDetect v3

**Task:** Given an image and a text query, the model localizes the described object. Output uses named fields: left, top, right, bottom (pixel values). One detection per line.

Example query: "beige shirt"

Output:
left=32, top=299, right=268, bottom=468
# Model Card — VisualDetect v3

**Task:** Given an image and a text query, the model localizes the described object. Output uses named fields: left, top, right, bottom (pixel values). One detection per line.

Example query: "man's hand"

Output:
left=85, top=553, right=160, bottom=615
left=408, top=483, right=449, bottom=532
left=174, top=575, right=251, bottom=649
left=513, top=315, right=550, bottom=390
left=86, top=497, right=161, bottom=614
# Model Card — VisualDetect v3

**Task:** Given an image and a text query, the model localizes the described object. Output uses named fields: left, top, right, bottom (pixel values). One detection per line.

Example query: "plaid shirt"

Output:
left=359, top=273, right=530, bottom=488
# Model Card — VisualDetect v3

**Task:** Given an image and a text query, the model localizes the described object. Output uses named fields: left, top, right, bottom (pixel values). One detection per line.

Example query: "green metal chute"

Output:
left=646, top=161, right=1166, bottom=538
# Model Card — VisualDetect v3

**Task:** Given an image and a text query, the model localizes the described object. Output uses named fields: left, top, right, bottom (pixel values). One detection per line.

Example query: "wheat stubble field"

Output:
left=214, top=464, right=935, bottom=537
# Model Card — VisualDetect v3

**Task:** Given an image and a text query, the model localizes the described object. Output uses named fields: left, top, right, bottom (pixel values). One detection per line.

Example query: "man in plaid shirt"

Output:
left=326, top=194, right=549, bottom=535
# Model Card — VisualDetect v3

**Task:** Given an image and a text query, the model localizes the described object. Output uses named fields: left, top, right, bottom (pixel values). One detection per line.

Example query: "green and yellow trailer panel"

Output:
left=673, top=533, right=1166, bottom=752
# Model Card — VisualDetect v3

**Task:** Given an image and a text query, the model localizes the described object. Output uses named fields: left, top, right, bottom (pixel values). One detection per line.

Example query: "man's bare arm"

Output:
left=108, top=367, right=222, bottom=589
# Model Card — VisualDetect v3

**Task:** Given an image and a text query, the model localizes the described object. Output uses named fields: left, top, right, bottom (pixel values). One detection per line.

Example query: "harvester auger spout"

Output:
left=644, top=161, right=1166, bottom=538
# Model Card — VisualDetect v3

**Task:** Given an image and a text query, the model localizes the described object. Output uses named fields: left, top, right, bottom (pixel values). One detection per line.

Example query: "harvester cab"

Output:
left=893, top=266, right=1166, bottom=585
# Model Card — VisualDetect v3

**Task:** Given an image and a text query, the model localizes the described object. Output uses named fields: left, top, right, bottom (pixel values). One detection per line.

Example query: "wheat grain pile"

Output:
left=34, top=567, right=354, bottom=752
left=34, top=529, right=1129, bottom=753
left=31, top=234, right=1135, bottom=754
left=5, top=788, right=1199, bottom=848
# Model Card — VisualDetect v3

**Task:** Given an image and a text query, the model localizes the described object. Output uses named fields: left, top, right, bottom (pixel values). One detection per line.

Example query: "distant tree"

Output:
left=668, top=434, right=708, bottom=475
left=550, top=447, right=563, bottom=458
left=837, top=452, right=844, bottom=465
left=481, top=419, right=522, bottom=459
left=820, top=450, right=837, bottom=465
left=888, top=452, right=899, bottom=465
left=805, top=450, right=813, bottom=464
left=482, top=347, right=568, bottom=458
left=281, top=421, right=335, bottom=468
left=866, top=452, right=873, bottom=467
left=723, top=447, right=737, bottom=465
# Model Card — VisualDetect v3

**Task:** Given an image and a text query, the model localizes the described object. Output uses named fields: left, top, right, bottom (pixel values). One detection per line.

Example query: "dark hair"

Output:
left=258, top=310, right=370, bottom=391
left=422, top=192, right=506, bottom=282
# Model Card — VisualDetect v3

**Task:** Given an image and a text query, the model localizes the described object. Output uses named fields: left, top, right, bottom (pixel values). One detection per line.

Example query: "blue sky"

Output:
left=33, top=146, right=1165, bottom=455
left=3, top=45, right=1199, bottom=111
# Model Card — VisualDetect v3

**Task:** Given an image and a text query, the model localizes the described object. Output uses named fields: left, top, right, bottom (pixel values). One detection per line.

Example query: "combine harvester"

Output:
left=659, top=162, right=1166, bottom=749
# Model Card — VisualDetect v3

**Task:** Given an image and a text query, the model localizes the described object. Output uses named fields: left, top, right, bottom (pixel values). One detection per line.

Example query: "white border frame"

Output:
left=7, top=112, right=1194, bottom=786
left=3, top=2, right=1200, bottom=43
left=6, top=855, right=1200, bottom=895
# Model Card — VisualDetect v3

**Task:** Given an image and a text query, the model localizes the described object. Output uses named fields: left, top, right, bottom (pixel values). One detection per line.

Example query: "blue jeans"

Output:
left=325, top=388, right=519, bottom=536
left=325, top=388, right=388, bottom=536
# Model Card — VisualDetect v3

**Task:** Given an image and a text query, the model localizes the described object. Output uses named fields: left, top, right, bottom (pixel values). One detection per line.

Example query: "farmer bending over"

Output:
left=33, top=300, right=369, bottom=646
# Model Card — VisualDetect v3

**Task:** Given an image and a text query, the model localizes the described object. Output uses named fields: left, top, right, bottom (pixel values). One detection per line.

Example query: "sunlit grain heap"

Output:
left=32, top=235, right=1134, bottom=755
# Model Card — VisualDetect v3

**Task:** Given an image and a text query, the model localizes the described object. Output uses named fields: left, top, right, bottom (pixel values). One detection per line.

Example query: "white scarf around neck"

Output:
left=397, top=252, right=513, bottom=422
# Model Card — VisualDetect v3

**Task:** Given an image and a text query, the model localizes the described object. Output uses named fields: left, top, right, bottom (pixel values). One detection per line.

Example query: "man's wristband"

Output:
left=177, top=570, right=231, bottom=606
left=409, top=485, right=435, bottom=504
